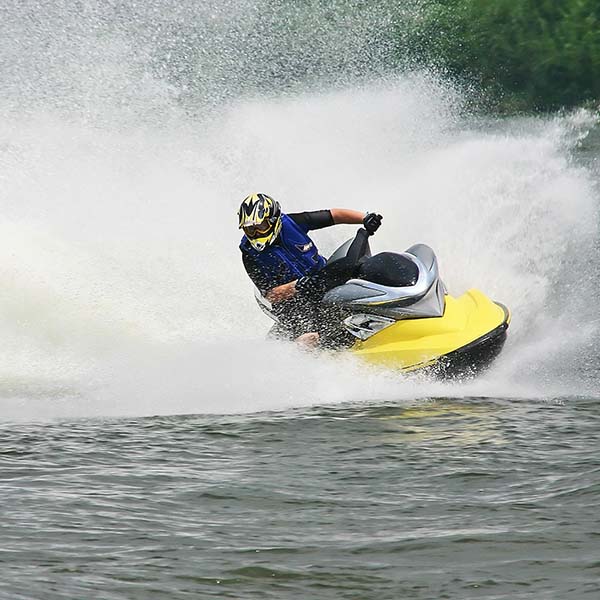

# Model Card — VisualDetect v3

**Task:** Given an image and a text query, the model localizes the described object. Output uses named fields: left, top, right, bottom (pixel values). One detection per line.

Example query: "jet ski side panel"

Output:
left=351, top=289, right=510, bottom=373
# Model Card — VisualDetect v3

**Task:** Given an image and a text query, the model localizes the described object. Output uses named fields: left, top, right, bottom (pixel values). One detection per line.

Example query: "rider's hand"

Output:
left=295, top=274, right=327, bottom=301
left=363, top=212, right=383, bottom=235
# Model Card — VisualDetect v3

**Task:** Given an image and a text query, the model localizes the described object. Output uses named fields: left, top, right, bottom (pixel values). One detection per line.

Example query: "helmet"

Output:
left=238, top=193, right=282, bottom=251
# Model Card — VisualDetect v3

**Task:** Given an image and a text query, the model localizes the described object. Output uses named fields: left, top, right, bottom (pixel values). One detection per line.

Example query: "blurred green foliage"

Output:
left=403, top=0, right=600, bottom=111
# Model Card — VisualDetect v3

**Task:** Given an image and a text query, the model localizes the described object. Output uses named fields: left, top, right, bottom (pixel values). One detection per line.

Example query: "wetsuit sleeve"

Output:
left=288, top=210, right=334, bottom=232
left=242, top=252, right=272, bottom=294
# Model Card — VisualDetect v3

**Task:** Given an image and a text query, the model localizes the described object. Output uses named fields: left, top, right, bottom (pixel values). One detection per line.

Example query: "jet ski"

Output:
left=257, top=228, right=510, bottom=377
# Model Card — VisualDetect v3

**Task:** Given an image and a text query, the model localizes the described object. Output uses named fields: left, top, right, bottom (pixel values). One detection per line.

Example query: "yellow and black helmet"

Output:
left=238, top=193, right=282, bottom=251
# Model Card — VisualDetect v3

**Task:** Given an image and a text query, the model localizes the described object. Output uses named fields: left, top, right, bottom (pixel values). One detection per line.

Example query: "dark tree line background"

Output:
left=402, top=0, right=600, bottom=111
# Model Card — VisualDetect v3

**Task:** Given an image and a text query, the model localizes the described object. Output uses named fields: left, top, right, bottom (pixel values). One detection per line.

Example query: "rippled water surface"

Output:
left=2, top=397, right=600, bottom=599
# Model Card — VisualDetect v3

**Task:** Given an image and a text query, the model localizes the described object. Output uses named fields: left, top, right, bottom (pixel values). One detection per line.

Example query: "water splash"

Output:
left=0, top=2, right=598, bottom=421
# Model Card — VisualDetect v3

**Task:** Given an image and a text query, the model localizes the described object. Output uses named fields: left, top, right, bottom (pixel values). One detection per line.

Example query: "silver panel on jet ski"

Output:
left=323, top=244, right=446, bottom=319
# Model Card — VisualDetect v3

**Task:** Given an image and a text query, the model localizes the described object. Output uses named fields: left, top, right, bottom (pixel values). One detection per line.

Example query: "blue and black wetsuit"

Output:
left=240, top=209, right=352, bottom=342
left=240, top=210, right=333, bottom=293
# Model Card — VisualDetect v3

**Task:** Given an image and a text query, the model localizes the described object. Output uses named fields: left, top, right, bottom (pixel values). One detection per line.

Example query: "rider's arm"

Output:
left=330, top=208, right=366, bottom=225
left=243, top=253, right=300, bottom=304
left=265, top=281, right=298, bottom=303
left=289, top=209, right=366, bottom=231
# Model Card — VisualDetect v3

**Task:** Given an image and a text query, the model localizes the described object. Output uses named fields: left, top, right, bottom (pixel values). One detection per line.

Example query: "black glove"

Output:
left=363, top=212, right=383, bottom=235
left=296, top=258, right=358, bottom=302
left=295, top=274, right=328, bottom=302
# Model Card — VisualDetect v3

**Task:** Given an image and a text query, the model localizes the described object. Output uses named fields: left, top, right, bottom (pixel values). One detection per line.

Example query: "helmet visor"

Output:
left=243, top=220, right=274, bottom=239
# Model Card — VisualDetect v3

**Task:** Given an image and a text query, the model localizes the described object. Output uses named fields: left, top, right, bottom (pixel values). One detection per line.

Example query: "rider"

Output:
left=238, top=193, right=382, bottom=345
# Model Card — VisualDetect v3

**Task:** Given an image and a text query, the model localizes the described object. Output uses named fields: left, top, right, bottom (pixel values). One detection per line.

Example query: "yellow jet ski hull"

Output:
left=351, top=289, right=510, bottom=376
